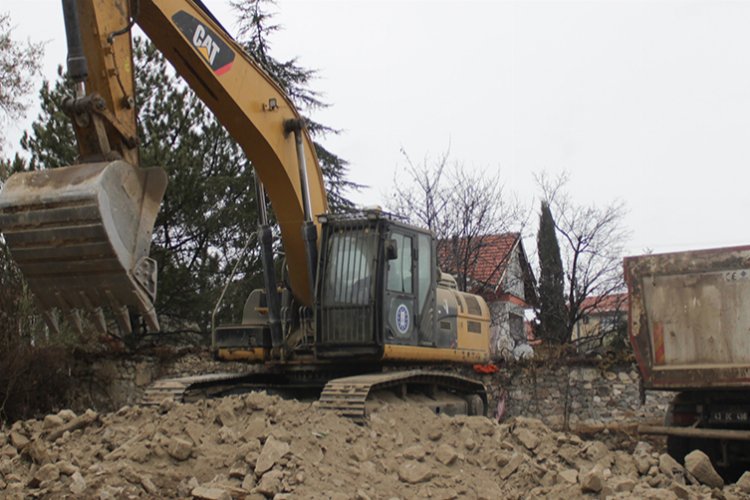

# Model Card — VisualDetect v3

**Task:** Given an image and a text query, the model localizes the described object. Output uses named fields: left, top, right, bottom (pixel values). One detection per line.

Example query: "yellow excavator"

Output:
left=0, top=0, right=492, bottom=420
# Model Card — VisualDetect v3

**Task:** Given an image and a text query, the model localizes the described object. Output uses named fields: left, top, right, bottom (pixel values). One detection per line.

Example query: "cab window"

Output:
left=387, top=233, right=413, bottom=293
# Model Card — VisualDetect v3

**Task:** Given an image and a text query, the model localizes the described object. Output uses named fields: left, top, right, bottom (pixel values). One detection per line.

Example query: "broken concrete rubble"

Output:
left=0, top=393, right=748, bottom=499
left=684, top=449, right=724, bottom=489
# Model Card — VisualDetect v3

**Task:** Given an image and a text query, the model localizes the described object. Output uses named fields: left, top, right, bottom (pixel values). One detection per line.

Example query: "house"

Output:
left=572, top=292, right=628, bottom=348
left=438, top=233, right=537, bottom=360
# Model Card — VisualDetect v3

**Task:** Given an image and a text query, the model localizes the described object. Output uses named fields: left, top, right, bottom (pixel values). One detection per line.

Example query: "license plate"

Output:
left=710, top=410, right=750, bottom=423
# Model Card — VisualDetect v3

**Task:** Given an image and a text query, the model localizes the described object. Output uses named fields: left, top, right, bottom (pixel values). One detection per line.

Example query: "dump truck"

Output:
left=0, top=0, right=490, bottom=420
left=625, top=245, right=750, bottom=476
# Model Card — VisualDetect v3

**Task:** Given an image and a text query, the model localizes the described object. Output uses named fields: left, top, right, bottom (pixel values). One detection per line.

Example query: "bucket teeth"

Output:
left=106, top=290, right=132, bottom=334
left=92, top=308, right=107, bottom=335
left=65, top=309, right=84, bottom=335
left=41, top=310, right=60, bottom=336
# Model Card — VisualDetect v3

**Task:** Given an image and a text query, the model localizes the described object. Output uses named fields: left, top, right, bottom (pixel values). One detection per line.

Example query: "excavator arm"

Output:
left=0, top=0, right=328, bottom=336
left=136, top=0, right=329, bottom=304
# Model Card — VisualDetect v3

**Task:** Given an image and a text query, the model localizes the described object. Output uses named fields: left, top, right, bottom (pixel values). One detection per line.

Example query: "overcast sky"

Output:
left=5, top=0, right=750, bottom=256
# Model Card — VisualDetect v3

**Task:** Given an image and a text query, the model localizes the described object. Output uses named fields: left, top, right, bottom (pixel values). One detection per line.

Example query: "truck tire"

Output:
left=666, top=435, right=691, bottom=464
left=665, top=392, right=692, bottom=463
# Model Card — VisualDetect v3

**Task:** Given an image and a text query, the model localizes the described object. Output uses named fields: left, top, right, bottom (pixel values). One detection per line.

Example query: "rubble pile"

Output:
left=1, top=392, right=749, bottom=499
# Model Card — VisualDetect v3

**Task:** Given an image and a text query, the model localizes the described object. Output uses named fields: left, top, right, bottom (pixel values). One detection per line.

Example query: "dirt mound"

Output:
left=1, top=393, right=748, bottom=499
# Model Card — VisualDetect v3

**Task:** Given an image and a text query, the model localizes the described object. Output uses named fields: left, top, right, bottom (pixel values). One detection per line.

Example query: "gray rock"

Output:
left=34, top=463, right=60, bottom=483
left=255, top=470, right=283, bottom=496
left=141, top=476, right=158, bottom=495
left=42, top=415, right=64, bottom=430
left=584, top=441, right=610, bottom=462
left=56, top=409, right=76, bottom=422
left=254, top=436, right=290, bottom=476
left=684, top=450, right=723, bottom=488
left=513, top=428, right=539, bottom=451
left=69, top=472, right=86, bottom=495
left=9, top=432, right=28, bottom=450
left=398, top=461, right=433, bottom=484
left=539, top=470, right=557, bottom=487
left=57, top=461, right=78, bottom=476
left=355, top=489, right=372, bottom=500
left=612, top=477, right=636, bottom=492
left=185, top=422, right=204, bottom=446
left=580, top=465, right=605, bottom=493
left=670, top=482, right=690, bottom=499
left=559, top=469, right=578, bottom=484
left=557, top=445, right=580, bottom=466
left=658, top=453, right=684, bottom=478
left=613, top=451, right=638, bottom=478
left=427, top=429, right=442, bottom=441
left=403, top=445, right=426, bottom=461
left=633, top=441, right=653, bottom=455
left=24, top=438, right=50, bottom=465
left=216, top=400, right=236, bottom=426
left=218, top=426, right=238, bottom=444
left=633, top=442, right=654, bottom=475
left=126, top=442, right=151, bottom=463
left=499, top=453, right=524, bottom=480
left=241, top=474, right=255, bottom=491
left=191, top=485, right=231, bottom=500
left=167, top=437, right=193, bottom=461
left=736, top=471, right=750, bottom=493
left=229, top=465, right=246, bottom=479
left=435, top=444, right=458, bottom=466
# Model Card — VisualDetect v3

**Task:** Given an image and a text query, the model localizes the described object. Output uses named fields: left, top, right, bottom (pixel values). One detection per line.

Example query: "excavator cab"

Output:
left=315, top=210, right=443, bottom=360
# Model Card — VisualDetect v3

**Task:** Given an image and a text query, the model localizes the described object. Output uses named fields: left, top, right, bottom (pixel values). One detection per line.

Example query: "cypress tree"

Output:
left=536, top=201, right=567, bottom=344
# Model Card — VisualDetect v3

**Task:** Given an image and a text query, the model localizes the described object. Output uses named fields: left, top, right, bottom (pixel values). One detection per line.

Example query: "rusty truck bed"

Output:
left=624, top=245, right=750, bottom=390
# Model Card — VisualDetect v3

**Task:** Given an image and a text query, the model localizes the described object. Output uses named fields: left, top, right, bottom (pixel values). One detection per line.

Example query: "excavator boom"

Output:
left=0, top=0, right=328, bottom=335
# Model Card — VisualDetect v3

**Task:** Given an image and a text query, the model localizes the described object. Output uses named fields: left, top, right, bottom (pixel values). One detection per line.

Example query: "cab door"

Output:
left=384, top=231, right=417, bottom=345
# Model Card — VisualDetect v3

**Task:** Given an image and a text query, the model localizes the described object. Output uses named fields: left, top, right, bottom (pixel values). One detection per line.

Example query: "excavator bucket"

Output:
left=0, top=161, right=167, bottom=335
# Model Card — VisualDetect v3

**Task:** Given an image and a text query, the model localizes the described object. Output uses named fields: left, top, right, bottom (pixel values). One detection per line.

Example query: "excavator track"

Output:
left=318, top=370, right=488, bottom=423
left=142, top=369, right=488, bottom=424
left=141, top=373, right=253, bottom=405
left=141, top=367, right=348, bottom=406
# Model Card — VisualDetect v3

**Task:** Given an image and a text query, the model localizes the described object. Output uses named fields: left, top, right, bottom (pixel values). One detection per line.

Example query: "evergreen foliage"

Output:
left=0, top=13, right=44, bottom=127
left=536, top=201, right=567, bottom=344
left=231, top=0, right=359, bottom=210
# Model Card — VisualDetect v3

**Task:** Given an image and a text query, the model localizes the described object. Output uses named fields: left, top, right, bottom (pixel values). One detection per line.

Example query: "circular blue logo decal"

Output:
left=396, top=304, right=410, bottom=335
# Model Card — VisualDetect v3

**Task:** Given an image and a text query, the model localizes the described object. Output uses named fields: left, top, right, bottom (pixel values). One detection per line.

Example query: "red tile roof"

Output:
left=580, top=292, right=628, bottom=314
left=438, top=233, right=519, bottom=287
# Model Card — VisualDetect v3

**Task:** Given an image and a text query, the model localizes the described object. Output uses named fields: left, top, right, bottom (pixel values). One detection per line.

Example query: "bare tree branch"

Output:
left=391, top=149, right=526, bottom=295
left=535, top=171, right=630, bottom=343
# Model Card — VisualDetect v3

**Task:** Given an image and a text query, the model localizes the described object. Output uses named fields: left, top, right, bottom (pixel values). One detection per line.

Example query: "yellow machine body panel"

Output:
left=216, top=348, right=268, bottom=363
left=381, top=290, right=490, bottom=363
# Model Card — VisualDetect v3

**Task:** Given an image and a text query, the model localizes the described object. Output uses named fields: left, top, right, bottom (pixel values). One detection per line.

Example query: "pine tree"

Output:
left=536, top=201, right=567, bottom=344
left=231, top=0, right=359, bottom=210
